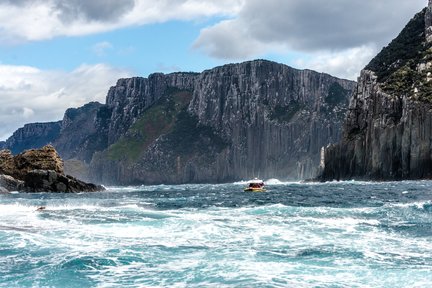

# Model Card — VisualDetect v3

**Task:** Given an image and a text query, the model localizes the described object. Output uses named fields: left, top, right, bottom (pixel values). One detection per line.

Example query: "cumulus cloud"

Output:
left=194, top=0, right=427, bottom=79
left=54, top=0, right=135, bottom=23
left=295, top=46, right=377, bottom=81
left=0, top=0, right=244, bottom=43
left=0, top=63, right=132, bottom=140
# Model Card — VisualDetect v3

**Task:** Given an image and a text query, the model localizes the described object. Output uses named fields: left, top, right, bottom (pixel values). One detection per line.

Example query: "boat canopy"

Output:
left=248, top=178, right=264, bottom=184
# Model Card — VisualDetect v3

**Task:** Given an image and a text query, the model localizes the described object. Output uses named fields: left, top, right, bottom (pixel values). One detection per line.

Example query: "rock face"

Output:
left=2, top=122, right=61, bottom=154
left=320, top=4, right=432, bottom=181
left=23, top=170, right=103, bottom=193
left=1, top=60, right=356, bottom=185
left=0, top=145, right=104, bottom=192
left=90, top=60, right=355, bottom=184
left=0, top=174, right=23, bottom=192
left=106, top=74, right=197, bottom=145
left=54, top=102, right=108, bottom=163
left=12, top=145, right=64, bottom=179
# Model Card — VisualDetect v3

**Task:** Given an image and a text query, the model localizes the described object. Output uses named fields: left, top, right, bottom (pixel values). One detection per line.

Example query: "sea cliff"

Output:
left=90, top=60, right=355, bottom=184
left=320, top=4, right=432, bottom=181
left=2, top=60, right=356, bottom=185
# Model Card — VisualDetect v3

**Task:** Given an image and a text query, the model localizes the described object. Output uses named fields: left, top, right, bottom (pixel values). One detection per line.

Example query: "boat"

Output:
left=244, top=178, right=266, bottom=192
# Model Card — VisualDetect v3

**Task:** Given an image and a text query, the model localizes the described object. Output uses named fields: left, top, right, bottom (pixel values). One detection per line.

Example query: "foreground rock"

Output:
left=0, top=145, right=104, bottom=193
left=23, top=170, right=103, bottom=193
left=0, top=174, right=23, bottom=192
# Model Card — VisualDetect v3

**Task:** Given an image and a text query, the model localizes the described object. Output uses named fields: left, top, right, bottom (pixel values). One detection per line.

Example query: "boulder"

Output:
left=13, top=144, right=64, bottom=179
left=0, top=174, right=24, bottom=192
left=22, top=169, right=104, bottom=193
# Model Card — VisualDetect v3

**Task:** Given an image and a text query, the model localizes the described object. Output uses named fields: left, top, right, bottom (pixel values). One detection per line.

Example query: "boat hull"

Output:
left=244, top=188, right=266, bottom=192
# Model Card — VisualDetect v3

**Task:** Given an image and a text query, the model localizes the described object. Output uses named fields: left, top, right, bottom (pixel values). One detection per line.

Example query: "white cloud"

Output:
left=0, top=0, right=245, bottom=43
left=0, top=63, right=132, bottom=140
left=22, top=107, right=34, bottom=118
left=193, top=0, right=427, bottom=79
left=294, top=46, right=377, bottom=80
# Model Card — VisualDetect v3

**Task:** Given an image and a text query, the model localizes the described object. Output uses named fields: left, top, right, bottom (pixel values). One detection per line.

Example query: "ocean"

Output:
left=1, top=180, right=432, bottom=287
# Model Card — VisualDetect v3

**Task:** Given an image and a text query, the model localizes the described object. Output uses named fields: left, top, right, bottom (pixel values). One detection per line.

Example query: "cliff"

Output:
left=90, top=60, right=355, bottom=184
left=320, top=4, right=432, bottom=181
left=2, top=122, right=61, bottom=154
left=54, top=102, right=108, bottom=163
left=2, top=60, right=356, bottom=185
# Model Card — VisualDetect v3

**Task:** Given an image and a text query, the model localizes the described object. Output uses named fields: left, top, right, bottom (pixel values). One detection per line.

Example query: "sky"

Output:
left=0, top=0, right=428, bottom=140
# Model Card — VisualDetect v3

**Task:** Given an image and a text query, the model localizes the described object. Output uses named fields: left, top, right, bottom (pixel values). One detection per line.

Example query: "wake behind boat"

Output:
left=244, top=178, right=266, bottom=192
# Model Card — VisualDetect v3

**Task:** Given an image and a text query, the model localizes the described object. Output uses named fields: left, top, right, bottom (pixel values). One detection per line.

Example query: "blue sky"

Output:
left=0, top=0, right=427, bottom=140
left=0, top=19, right=225, bottom=75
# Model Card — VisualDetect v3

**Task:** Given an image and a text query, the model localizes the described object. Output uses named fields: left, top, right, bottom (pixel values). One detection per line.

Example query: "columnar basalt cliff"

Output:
left=105, top=73, right=198, bottom=145
left=89, top=60, right=355, bottom=184
left=2, top=60, right=356, bottom=185
left=320, top=4, right=432, bottom=181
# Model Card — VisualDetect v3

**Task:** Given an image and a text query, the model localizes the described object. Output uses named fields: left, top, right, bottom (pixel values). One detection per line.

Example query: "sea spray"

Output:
left=1, top=181, right=432, bottom=287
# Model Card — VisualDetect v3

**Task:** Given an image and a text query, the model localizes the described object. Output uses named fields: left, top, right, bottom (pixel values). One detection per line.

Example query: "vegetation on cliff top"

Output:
left=365, top=8, right=432, bottom=102
left=107, top=88, right=192, bottom=161
left=106, top=87, right=228, bottom=162
left=366, top=9, right=426, bottom=82
left=164, top=110, right=228, bottom=156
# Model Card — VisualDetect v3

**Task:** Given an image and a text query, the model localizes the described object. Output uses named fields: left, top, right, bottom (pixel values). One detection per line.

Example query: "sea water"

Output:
left=1, top=180, right=432, bottom=287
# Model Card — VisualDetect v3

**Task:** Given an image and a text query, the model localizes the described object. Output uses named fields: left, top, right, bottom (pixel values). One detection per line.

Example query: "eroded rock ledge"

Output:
left=0, top=145, right=104, bottom=193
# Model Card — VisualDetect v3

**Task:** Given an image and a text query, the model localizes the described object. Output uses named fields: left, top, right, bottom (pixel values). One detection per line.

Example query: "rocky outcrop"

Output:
left=23, top=170, right=103, bottom=193
left=11, top=145, right=64, bottom=179
left=0, top=174, right=23, bottom=192
left=319, top=4, right=432, bottom=181
left=90, top=60, right=356, bottom=184
left=0, top=145, right=104, bottom=192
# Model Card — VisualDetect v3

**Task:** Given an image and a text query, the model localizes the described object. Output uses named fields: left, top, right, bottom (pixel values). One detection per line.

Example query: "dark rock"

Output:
left=21, top=169, right=104, bottom=193
left=0, top=174, right=24, bottom=192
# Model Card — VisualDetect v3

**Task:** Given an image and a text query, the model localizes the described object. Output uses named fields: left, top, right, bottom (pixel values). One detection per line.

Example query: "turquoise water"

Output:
left=1, top=180, right=432, bottom=287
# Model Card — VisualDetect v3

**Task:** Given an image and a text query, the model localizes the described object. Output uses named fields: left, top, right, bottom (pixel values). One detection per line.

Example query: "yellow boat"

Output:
left=244, top=178, right=266, bottom=192
left=244, top=187, right=266, bottom=192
